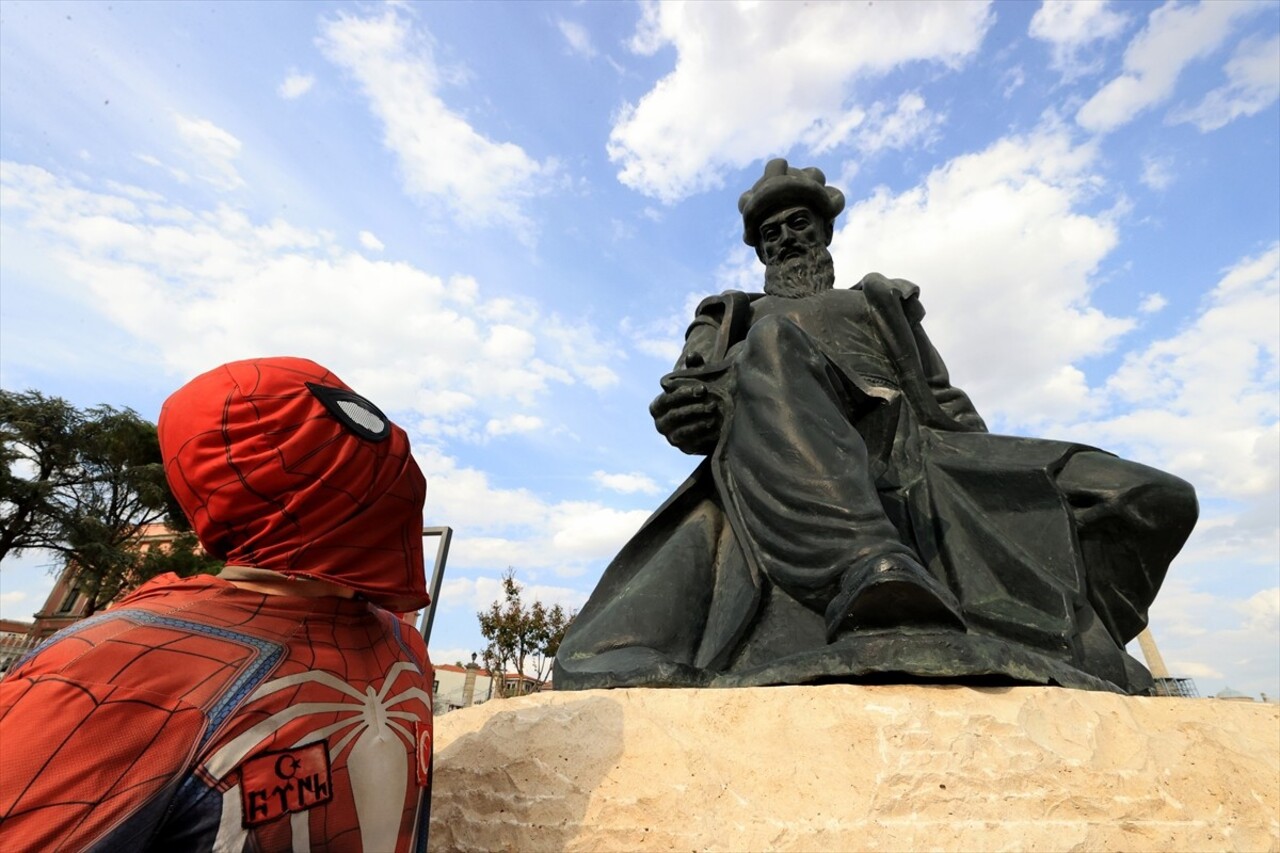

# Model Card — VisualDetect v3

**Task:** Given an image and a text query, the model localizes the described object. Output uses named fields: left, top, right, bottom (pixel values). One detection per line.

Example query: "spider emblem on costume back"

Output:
left=205, top=660, right=433, bottom=851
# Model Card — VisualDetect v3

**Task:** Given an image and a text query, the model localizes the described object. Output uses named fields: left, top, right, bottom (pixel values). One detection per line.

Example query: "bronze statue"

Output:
left=556, top=159, right=1197, bottom=695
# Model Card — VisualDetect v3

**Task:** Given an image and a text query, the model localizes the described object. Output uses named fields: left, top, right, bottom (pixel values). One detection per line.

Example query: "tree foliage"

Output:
left=477, top=568, right=573, bottom=697
left=0, top=389, right=221, bottom=614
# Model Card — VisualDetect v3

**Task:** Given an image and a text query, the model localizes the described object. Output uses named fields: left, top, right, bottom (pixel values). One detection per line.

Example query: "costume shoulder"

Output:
left=7, top=575, right=290, bottom=688
left=377, top=606, right=432, bottom=675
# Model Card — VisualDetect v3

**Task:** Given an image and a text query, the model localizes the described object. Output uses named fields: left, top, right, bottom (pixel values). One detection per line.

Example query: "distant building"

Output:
left=501, top=672, right=550, bottom=697
left=1213, top=686, right=1257, bottom=702
left=430, top=657, right=555, bottom=715
left=434, top=661, right=496, bottom=714
left=0, top=618, right=38, bottom=673
left=28, top=564, right=93, bottom=641
left=28, top=523, right=181, bottom=639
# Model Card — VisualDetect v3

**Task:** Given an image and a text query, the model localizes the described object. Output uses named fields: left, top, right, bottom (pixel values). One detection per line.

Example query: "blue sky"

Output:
left=1, top=0, right=1276, bottom=698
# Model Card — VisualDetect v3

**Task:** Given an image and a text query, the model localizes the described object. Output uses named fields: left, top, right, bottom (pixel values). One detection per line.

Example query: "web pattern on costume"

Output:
left=0, top=604, right=284, bottom=851
left=0, top=585, right=432, bottom=852
left=178, top=604, right=432, bottom=852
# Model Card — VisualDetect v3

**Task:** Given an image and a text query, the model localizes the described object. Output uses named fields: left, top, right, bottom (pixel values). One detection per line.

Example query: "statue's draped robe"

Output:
left=557, top=275, right=1195, bottom=693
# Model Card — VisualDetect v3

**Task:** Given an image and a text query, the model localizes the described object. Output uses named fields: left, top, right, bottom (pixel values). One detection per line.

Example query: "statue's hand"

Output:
left=650, top=381, right=723, bottom=455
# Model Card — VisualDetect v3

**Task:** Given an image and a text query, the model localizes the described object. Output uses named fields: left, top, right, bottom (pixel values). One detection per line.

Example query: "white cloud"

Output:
left=608, top=0, right=993, bottom=202
left=534, top=316, right=620, bottom=391
left=1001, top=65, right=1027, bottom=99
left=1240, top=586, right=1280, bottom=635
left=425, top=646, right=477, bottom=668
left=1169, top=34, right=1280, bottom=132
left=1061, top=241, right=1279, bottom=697
left=278, top=70, right=316, bottom=99
left=557, top=19, right=596, bottom=58
left=413, top=448, right=651, bottom=576
left=438, top=575, right=587, bottom=615
left=1028, top=0, right=1129, bottom=79
left=485, top=415, right=543, bottom=437
left=593, top=470, right=661, bottom=495
left=807, top=92, right=944, bottom=157
left=1173, top=661, right=1228, bottom=679
left=0, top=161, right=616, bottom=438
left=549, top=503, right=653, bottom=562
left=0, top=549, right=58, bottom=622
left=1138, top=292, right=1169, bottom=313
left=0, top=161, right=655, bottom=600
left=1076, top=1, right=1260, bottom=134
left=856, top=92, right=944, bottom=156
left=135, top=153, right=191, bottom=185
left=1139, top=154, right=1175, bottom=190
left=1085, top=243, right=1279, bottom=502
left=358, top=230, right=385, bottom=251
left=630, top=336, right=680, bottom=363
left=833, top=126, right=1128, bottom=426
left=621, top=291, right=708, bottom=363
left=317, top=8, right=554, bottom=238
left=173, top=114, right=244, bottom=191
left=1141, top=578, right=1280, bottom=698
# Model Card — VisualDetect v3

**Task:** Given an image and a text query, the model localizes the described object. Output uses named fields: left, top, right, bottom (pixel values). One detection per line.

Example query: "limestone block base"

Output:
left=428, top=685, right=1279, bottom=852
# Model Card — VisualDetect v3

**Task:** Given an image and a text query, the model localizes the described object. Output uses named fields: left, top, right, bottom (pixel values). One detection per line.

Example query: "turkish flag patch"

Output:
left=239, top=741, right=333, bottom=828
left=414, top=720, right=432, bottom=787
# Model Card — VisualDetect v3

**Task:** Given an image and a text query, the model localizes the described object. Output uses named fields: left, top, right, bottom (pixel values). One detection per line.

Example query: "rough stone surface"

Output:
left=428, top=685, right=1280, bottom=852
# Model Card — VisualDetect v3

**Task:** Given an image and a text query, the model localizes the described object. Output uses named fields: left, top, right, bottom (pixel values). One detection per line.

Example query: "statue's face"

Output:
left=758, top=206, right=827, bottom=266
left=759, top=204, right=837, bottom=298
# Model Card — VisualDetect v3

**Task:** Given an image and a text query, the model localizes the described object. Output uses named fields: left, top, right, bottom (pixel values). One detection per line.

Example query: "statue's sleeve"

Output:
left=857, top=273, right=987, bottom=433
left=903, top=289, right=988, bottom=433
left=669, top=291, right=753, bottom=373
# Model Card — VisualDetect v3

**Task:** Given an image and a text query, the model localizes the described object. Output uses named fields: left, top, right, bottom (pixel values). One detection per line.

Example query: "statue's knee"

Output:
left=1139, top=470, right=1198, bottom=539
left=744, top=313, right=804, bottom=345
left=1062, top=452, right=1198, bottom=539
left=739, top=314, right=820, bottom=370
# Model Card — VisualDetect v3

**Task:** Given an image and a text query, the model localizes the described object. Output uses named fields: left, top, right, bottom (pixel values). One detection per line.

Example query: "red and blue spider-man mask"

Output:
left=158, top=357, right=429, bottom=612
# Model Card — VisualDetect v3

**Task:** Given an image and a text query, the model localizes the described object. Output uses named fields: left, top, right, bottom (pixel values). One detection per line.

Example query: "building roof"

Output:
left=435, top=663, right=494, bottom=676
left=430, top=662, right=551, bottom=687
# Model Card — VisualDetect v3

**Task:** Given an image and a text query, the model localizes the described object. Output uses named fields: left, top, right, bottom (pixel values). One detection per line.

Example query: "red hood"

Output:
left=158, top=357, right=429, bottom=611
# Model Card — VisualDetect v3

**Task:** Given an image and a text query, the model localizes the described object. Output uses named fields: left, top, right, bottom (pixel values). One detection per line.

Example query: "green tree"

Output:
left=477, top=568, right=573, bottom=697
left=0, top=389, right=221, bottom=614
left=0, top=390, right=79, bottom=560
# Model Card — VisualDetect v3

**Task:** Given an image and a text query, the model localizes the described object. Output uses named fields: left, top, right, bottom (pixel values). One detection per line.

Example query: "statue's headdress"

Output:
left=738, top=158, right=845, bottom=248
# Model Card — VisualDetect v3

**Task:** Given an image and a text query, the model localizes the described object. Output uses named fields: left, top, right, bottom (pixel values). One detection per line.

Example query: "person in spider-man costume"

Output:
left=0, top=357, right=435, bottom=852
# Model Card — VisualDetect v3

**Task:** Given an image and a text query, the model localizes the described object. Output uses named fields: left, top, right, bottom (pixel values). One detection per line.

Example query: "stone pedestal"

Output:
left=428, top=685, right=1279, bottom=852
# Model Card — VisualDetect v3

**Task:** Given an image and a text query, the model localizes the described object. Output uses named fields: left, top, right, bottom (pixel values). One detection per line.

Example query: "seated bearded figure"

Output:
left=555, top=159, right=1197, bottom=695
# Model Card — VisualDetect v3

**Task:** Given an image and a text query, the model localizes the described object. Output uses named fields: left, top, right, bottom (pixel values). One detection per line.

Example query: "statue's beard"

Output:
left=763, top=246, right=836, bottom=298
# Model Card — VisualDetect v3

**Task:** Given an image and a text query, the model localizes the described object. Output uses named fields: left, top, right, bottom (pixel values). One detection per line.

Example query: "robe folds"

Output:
left=556, top=275, right=1196, bottom=694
